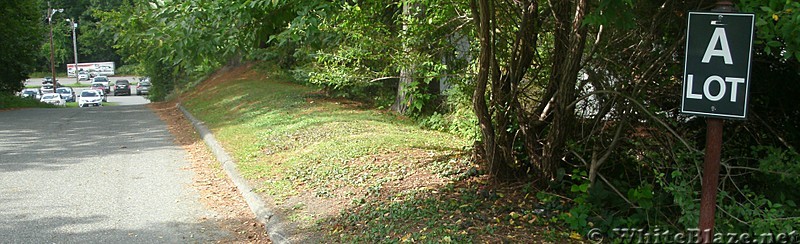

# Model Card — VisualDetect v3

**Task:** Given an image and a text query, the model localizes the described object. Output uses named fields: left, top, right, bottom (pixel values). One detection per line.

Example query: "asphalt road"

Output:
left=0, top=105, right=230, bottom=242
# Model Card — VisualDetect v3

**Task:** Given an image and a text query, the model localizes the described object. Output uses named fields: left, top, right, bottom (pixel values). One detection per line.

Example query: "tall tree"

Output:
left=0, top=0, right=45, bottom=94
left=392, top=1, right=416, bottom=114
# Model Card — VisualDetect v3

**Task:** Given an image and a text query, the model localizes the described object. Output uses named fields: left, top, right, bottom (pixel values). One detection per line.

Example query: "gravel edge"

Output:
left=178, top=103, right=293, bottom=244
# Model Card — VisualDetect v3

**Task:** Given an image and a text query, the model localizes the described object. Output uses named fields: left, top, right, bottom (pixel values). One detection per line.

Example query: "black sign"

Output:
left=682, top=12, right=755, bottom=119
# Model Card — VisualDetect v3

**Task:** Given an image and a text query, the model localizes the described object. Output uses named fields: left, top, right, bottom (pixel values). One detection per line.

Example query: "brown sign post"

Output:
left=681, top=1, right=755, bottom=243
left=698, top=118, right=722, bottom=243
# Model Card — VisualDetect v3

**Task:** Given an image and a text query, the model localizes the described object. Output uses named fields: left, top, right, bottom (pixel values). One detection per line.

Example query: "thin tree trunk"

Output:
left=470, top=0, right=541, bottom=179
left=393, top=2, right=415, bottom=113
left=393, top=70, right=413, bottom=113
left=541, top=0, right=590, bottom=181
left=470, top=0, right=500, bottom=175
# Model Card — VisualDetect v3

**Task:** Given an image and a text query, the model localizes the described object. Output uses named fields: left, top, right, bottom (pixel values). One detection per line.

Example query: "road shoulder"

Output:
left=148, top=102, right=271, bottom=243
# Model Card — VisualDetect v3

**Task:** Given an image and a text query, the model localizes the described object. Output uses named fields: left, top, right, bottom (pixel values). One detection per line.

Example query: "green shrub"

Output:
left=115, top=64, right=142, bottom=76
left=0, top=93, right=55, bottom=109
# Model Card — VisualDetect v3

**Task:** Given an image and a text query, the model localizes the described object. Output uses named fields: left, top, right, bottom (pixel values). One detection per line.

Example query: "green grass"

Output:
left=0, top=94, right=57, bottom=109
left=184, top=73, right=467, bottom=195
left=179, top=64, right=576, bottom=242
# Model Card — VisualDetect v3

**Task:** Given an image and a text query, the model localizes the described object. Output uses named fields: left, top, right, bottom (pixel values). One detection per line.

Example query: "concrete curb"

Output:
left=177, top=104, right=292, bottom=244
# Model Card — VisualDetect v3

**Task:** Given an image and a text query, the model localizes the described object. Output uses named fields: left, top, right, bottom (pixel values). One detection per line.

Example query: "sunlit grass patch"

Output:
left=178, top=64, right=570, bottom=242
left=182, top=70, right=467, bottom=202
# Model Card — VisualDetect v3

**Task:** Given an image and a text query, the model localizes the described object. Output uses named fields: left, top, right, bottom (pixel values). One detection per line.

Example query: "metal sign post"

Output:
left=681, top=1, right=754, bottom=243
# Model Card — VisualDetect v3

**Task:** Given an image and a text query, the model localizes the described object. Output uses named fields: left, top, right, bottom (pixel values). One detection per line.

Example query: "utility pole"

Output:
left=47, top=1, right=63, bottom=93
left=67, top=18, right=79, bottom=85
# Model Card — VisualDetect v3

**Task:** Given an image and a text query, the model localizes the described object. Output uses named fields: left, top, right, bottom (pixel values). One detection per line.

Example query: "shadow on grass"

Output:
left=289, top=173, right=575, bottom=243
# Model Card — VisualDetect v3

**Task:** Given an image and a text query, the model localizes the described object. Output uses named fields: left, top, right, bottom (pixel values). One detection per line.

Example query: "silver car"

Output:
left=91, top=76, right=111, bottom=93
left=40, top=93, right=66, bottom=107
left=56, top=87, right=75, bottom=102
left=40, top=84, right=57, bottom=94
left=78, top=71, right=89, bottom=81
left=20, top=89, right=42, bottom=99
left=136, top=78, right=151, bottom=95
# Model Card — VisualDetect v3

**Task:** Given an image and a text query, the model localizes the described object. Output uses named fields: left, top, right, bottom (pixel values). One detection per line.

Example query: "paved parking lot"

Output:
left=0, top=105, right=230, bottom=242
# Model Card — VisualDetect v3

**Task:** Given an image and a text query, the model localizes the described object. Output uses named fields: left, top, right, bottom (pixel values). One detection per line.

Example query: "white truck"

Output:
left=67, top=62, right=115, bottom=78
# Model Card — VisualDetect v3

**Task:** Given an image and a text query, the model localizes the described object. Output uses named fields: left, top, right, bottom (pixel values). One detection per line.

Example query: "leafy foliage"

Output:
left=26, top=0, right=127, bottom=74
left=740, top=0, right=800, bottom=59
left=0, top=0, right=45, bottom=94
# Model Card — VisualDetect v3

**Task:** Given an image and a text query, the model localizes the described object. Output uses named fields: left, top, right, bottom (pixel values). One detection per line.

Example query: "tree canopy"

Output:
left=0, top=0, right=45, bottom=94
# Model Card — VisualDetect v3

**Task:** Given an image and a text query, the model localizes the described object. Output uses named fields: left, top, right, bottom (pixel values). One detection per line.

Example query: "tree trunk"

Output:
left=470, top=0, right=502, bottom=176
left=470, top=0, right=540, bottom=179
left=392, top=1, right=415, bottom=114
left=393, top=69, right=413, bottom=113
left=541, top=0, right=590, bottom=181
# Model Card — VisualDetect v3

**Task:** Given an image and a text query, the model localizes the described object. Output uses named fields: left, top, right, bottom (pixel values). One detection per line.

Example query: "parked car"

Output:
left=20, top=89, right=42, bottom=99
left=40, top=85, right=57, bottom=94
left=40, top=93, right=66, bottom=107
left=42, top=77, right=62, bottom=88
left=91, top=83, right=107, bottom=93
left=56, top=87, right=75, bottom=102
left=78, top=90, right=103, bottom=107
left=91, top=76, right=111, bottom=93
left=113, top=79, right=131, bottom=96
left=137, top=78, right=151, bottom=95
left=89, top=84, right=108, bottom=102
left=97, top=89, right=108, bottom=102
left=78, top=71, right=89, bottom=81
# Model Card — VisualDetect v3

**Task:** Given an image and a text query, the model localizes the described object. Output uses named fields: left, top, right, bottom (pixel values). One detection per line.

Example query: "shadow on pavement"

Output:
left=0, top=105, right=174, bottom=172
left=0, top=105, right=243, bottom=242
left=0, top=213, right=227, bottom=243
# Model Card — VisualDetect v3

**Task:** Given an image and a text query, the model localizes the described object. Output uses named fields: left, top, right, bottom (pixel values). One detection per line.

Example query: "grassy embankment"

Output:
left=180, top=63, right=577, bottom=243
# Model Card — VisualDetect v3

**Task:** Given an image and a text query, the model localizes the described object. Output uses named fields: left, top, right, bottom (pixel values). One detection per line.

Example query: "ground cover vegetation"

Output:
left=3, top=0, right=800, bottom=241
left=0, top=94, right=58, bottom=110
